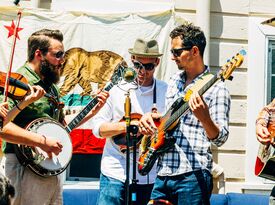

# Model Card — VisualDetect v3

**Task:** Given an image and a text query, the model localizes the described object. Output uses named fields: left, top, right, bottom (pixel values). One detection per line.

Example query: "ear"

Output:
left=155, top=58, right=160, bottom=66
left=191, top=46, right=200, bottom=57
left=35, top=49, right=43, bottom=60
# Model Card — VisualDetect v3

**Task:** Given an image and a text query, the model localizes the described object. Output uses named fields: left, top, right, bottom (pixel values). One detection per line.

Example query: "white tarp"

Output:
left=51, top=0, right=174, bottom=14
left=0, top=4, right=178, bottom=154
left=0, top=6, right=177, bottom=82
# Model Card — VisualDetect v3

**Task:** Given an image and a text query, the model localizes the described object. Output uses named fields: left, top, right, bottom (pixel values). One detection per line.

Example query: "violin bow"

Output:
left=0, top=5, right=23, bottom=129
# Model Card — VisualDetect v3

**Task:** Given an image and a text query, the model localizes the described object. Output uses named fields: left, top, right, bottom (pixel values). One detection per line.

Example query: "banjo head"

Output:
left=24, top=118, right=73, bottom=174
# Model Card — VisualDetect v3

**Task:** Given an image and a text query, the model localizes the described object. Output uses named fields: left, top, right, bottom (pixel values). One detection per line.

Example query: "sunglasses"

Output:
left=133, top=60, right=155, bottom=71
left=170, top=46, right=192, bottom=57
left=52, top=51, right=65, bottom=59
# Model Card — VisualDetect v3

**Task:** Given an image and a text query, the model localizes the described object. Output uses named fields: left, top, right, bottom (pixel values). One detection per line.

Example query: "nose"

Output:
left=138, top=67, right=146, bottom=74
left=171, top=55, right=177, bottom=61
left=59, top=57, right=65, bottom=65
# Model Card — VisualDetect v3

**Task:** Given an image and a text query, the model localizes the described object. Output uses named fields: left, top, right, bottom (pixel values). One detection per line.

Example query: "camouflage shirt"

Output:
left=2, top=63, right=64, bottom=153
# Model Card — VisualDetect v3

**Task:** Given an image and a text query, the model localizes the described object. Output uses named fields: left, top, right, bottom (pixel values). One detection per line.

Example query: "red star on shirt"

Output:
left=4, top=20, right=23, bottom=40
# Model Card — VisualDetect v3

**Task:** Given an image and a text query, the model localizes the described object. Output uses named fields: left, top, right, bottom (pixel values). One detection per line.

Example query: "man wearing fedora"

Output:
left=91, top=38, right=168, bottom=205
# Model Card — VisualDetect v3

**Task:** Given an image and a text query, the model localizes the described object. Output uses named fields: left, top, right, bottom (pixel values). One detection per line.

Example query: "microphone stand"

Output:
left=124, top=90, right=131, bottom=205
left=130, top=124, right=138, bottom=205
left=124, top=90, right=139, bottom=205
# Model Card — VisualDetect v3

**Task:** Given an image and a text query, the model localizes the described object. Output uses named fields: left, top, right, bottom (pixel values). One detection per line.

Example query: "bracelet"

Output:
left=15, top=103, right=22, bottom=111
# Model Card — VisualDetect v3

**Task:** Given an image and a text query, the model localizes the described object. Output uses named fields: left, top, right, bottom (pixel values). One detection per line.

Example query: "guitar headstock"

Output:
left=219, top=49, right=246, bottom=81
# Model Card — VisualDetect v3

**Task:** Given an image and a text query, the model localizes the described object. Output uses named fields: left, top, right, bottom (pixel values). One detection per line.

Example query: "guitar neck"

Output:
left=65, top=82, right=114, bottom=132
left=164, top=74, right=219, bottom=130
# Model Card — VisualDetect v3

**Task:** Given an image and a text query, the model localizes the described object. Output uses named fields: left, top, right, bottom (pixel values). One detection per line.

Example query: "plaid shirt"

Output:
left=256, top=99, right=275, bottom=127
left=157, top=67, right=231, bottom=176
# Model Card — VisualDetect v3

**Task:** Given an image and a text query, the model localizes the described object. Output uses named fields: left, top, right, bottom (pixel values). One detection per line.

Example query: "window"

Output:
left=267, top=40, right=275, bottom=102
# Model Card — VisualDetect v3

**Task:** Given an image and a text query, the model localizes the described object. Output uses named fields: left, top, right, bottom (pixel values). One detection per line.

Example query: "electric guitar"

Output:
left=138, top=50, right=246, bottom=176
left=255, top=115, right=275, bottom=181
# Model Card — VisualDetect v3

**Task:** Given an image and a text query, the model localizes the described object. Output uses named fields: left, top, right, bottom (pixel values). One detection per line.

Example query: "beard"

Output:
left=40, top=59, right=60, bottom=85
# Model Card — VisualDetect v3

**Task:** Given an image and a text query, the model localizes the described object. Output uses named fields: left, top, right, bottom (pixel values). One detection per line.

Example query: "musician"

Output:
left=255, top=99, right=275, bottom=205
left=91, top=38, right=168, bottom=205
left=0, top=85, right=49, bottom=144
left=0, top=29, right=108, bottom=205
left=140, top=23, right=231, bottom=205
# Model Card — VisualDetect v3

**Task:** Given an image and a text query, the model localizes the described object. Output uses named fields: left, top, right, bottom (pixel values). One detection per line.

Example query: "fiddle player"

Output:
left=91, top=38, right=167, bottom=205
left=255, top=99, right=275, bottom=205
left=0, top=29, right=108, bottom=205
left=140, top=23, right=231, bottom=205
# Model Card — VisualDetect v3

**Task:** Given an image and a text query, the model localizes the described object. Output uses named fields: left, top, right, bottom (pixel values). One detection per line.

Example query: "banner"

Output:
left=0, top=6, right=176, bottom=154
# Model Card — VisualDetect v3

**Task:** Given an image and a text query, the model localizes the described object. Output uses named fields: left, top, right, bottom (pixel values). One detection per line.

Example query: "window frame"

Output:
left=245, top=17, right=275, bottom=189
left=267, top=40, right=275, bottom=102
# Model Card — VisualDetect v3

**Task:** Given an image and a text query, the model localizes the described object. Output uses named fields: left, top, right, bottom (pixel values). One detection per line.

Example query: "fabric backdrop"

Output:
left=0, top=5, right=177, bottom=154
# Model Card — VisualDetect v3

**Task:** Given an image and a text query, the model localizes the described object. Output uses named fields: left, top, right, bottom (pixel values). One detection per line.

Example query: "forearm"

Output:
left=201, top=119, right=220, bottom=140
left=99, top=122, right=126, bottom=138
left=4, top=101, right=25, bottom=125
left=256, top=99, right=275, bottom=126
left=4, top=100, right=34, bottom=126
left=1, top=122, right=44, bottom=147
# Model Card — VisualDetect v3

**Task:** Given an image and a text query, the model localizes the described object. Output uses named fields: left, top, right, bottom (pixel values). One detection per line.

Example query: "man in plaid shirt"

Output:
left=256, top=99, right=275, bottom=205
left=140, top=23, right=231, bottom=205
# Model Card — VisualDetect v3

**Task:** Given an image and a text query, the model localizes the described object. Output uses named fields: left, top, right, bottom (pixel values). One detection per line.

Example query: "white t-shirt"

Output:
left=91, top=79, right=167, bottom=184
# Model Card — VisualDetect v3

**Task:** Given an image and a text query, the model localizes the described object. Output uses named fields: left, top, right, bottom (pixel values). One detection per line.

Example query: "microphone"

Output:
left=123, top=67, right=137, bottom=83
left=13, top=0, right=20, bottom=5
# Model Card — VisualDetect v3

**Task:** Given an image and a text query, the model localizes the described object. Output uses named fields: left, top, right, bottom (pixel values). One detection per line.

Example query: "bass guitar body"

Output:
left=138, top=109, right=178, bottom=176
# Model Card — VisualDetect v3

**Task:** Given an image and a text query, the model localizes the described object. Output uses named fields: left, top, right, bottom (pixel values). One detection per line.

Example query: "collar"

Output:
left=137, top=78, right=156, bottom=94
left=23, top=63, right=42, bottom=84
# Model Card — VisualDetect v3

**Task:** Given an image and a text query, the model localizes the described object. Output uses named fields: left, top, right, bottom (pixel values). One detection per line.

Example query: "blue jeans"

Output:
left=150, top=169, right=213, bottom=205
left=97, top=173, right=153, bottom=205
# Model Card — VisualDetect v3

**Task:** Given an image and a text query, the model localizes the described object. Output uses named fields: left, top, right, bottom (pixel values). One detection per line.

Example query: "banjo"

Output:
left=14, top=63, right=132, bottom=177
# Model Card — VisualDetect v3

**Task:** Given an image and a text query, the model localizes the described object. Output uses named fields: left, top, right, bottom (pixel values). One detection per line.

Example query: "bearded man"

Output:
left=0, top=29, right=108, bottom=205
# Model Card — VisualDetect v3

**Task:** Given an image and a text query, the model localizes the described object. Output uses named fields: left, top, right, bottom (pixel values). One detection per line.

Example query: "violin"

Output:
left=0, top=71, right=29, bottom=100
left=0, top=71, right=62, bottom=110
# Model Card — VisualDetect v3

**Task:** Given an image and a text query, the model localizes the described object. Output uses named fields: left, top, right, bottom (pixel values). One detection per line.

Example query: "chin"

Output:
left=137, top=80, right=144, bottom=85
left=177, top=65, right=184, bottom=70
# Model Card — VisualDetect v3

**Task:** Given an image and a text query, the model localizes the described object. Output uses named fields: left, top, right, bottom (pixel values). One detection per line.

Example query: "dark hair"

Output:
left=27, top=29, right=63, bottom=62
left=0, top=174, right=15, bottom=205
left=170, top=23, right=206, bottom=57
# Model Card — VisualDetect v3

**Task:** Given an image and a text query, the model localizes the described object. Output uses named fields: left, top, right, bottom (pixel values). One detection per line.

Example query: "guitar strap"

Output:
left=151, top=80, right=157, bottom=113
left=147, top=80, right=157, bottom=184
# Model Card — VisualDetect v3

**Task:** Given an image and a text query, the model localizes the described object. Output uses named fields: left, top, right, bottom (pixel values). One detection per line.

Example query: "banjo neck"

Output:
left=65, top=81, right=114, bottom=133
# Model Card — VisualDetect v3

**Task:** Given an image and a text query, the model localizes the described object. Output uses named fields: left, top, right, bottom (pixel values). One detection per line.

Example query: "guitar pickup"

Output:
left=228, top=76, right=234, bottom=81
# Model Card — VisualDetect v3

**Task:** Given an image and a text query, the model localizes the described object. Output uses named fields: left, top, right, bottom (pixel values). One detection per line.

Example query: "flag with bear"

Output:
left=0, top=6, right=174, bottom=155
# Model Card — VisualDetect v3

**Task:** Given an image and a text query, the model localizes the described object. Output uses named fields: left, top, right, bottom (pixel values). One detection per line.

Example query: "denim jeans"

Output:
left=97, top=173, right=153, bottom=205
left=270, top=186, right=275, bottom=205
left=150, top=169, right=213, bottom=205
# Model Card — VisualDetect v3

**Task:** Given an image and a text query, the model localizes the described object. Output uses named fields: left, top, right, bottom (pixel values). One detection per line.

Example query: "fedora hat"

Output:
left=128, top=38, right=163, bottom=57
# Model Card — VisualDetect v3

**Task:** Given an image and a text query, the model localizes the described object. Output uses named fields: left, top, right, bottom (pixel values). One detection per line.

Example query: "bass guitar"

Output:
left=255, top=114, right=275, bottom=181
left=14, top=62, right=130, bottom=177
left=138, top=50, right=246, bottom=176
